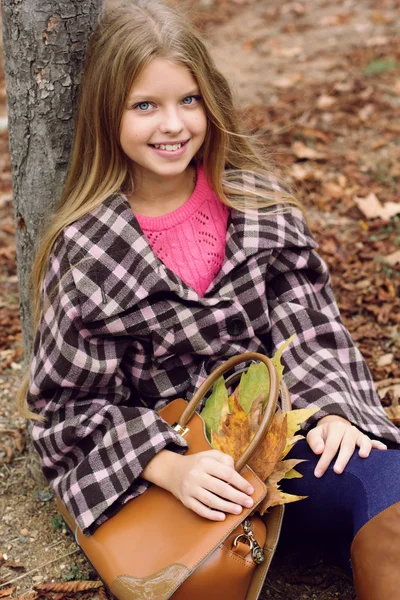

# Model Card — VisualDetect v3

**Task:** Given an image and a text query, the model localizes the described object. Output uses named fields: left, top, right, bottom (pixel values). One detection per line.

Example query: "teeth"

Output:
left=153, top=143, right=182, bottom=151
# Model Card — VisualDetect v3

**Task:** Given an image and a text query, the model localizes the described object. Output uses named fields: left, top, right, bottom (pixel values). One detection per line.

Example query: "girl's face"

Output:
left=120, top=58, right=207, bottom=183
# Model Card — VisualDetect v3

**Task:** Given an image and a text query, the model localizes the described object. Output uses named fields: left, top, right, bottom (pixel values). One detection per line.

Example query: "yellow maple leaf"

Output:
left=257, top=459, right=307, bottom=514
left=284, top=468, right=303, bottom=479
left=248, top=408, right=288, bottom=481
left=281, top=434, right=305, bottom=459
left=202, top=347, right=319, bottom=513
left=258, top=479, right=283, bottom=515
left=278, top=491, right=308, bottom=505
left=211, top=392, right=251, bottom=462
left=285, top=407, right=319, bottom=439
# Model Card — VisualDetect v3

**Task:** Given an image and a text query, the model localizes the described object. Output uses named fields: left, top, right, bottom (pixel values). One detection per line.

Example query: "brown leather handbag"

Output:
left=56, top=352, right=291, bottom=600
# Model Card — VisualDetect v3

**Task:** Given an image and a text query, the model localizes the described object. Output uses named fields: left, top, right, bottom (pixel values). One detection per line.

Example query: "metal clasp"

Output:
left=172, top=422, right=189, bottom=436
left=232, top=519, right=265, bottom=565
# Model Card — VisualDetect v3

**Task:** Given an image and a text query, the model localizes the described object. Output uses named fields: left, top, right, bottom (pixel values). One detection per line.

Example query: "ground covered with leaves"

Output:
left=0, top=0, right=399, bottom=599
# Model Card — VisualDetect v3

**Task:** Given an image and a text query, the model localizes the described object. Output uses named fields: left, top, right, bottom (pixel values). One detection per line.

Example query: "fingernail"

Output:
left=314, top=469, right=323, bottom=478
left=245, top=498, right=254, bottom=508
left=314, top=444, right=323, bottom=452
left=247, top=486, right=254, bottom=494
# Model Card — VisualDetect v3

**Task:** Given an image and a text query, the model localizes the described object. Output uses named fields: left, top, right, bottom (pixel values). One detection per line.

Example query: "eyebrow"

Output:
left=128, top=89, right=201, bottom=102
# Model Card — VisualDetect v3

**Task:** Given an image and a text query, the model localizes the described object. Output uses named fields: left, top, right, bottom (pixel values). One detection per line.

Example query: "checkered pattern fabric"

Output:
left=28, top=186, right=400, bottom=535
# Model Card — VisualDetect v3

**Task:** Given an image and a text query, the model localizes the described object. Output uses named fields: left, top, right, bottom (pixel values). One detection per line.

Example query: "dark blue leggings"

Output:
left=280, top=440, right=400, bottom=565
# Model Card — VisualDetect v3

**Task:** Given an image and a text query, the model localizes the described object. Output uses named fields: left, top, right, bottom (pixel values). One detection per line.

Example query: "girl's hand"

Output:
left=306, top=414, right=387, bottom=478
left=166, top=449, right=255, bottom=521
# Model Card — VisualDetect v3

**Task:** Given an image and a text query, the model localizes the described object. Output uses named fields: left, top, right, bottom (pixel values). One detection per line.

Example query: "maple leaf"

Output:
left=285, top=407, right=319, bottom=438
left=270, top=334, right=296, bottom=389
left=201, top=341, right=319, bottom=513
left=200, top=375, right=230, bottom=441
left=281, top=434, right=304, bottom=459
left=239, top=362, right=270, bottom=415
left=257, top=459, right=307, bottom=514
left=211, top=392, right=251, bottom=462
left=248, top=408, right=288, bottom=481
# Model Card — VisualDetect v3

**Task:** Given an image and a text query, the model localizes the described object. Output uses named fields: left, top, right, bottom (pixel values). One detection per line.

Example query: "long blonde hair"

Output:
left=18, top=0, right=302, bottom=419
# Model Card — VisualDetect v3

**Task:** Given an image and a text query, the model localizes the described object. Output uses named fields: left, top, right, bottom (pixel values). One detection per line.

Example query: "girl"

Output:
left=19, top=1, right=400, bottom=597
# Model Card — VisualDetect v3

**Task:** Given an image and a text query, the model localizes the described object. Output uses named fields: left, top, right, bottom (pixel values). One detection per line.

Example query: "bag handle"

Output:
left=177, top=353, right=279, bottom=473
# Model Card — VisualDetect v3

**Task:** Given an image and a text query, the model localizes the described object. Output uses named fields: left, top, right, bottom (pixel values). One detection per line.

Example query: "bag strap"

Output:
left=177, top=353, right=279, bottom=473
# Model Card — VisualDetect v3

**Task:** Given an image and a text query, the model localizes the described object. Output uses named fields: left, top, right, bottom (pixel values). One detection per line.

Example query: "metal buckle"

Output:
left=172, top=422, right=189, bottom=436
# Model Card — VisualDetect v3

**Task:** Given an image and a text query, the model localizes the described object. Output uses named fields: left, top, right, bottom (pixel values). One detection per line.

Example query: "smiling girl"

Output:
left=18, top=1, right=400, bottom=598
left=120, top=58, right=207, bottom=216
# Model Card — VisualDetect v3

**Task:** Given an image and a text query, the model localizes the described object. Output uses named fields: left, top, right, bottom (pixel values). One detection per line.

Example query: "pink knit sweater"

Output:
left=135, top=165, right=229, bottom=297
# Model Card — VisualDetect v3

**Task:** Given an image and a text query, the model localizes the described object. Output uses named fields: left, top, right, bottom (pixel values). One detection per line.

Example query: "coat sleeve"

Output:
left=28, top=232, right=188, bottom=535
left=264, top=211, right=400, bottom=444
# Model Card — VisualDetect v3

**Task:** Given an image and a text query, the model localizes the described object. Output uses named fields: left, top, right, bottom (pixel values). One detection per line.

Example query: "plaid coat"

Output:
left=28, top=189, right=400, bottom=535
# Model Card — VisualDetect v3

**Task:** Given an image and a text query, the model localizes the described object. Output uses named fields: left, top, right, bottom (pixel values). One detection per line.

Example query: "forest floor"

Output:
left=0, top=0, right=400, bottom=599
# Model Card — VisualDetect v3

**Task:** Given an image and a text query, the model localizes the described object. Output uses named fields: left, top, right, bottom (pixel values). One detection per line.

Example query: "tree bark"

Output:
left=2, top=0, right=104, bottom=482
left=2, top=0, right=104, bottom=352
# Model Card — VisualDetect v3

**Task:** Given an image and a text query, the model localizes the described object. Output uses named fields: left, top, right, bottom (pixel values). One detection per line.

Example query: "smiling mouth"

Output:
left=149, top=140, right=189, bottom=151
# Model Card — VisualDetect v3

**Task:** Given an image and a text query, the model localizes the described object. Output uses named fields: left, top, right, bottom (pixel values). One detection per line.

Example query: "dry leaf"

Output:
left=377, top=353, right=394, bottom=367
left=270, top=459, right=306, bottom=483
left=384, top=250, right=400, bottom=267
left=385, top=406, right=400, bottom=425
left=258, top=477, right=307, bottom=514
left=317, top=95, right=336, bottom=109
left=278, top=491, right=308, bottom=505
left=202, top=345, right=318, bottom=512
left=4, top=561, right=25, bottom=571
left=376, top=379, right=400, bottom=403
left=0, top=444, right=13, bottom=464
left=248, top=408, right=287, bottom=480
left=286, top=407, right=319, bottom=439
left=0, top=588, right=16, bottom=598
left=34, top=582, right=103, bottom=594
left=272, top=74, right=303, bottom=88
left=258, top=478, right=283, bottom=514
left=282, top=434, right=305, bottom=459
left=354, top=193, right=400, bottom=220
left=211, top=393, right=252, bottom=462
left=292, top=141, right=327, bottom=160
left=98, top=587, right=110, bottom=600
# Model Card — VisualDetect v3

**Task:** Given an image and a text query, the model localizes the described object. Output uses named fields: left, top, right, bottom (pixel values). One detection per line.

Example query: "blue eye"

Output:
left=182, top=95, right=200, bottom=105
left=135, top=102, right=151, bottom=111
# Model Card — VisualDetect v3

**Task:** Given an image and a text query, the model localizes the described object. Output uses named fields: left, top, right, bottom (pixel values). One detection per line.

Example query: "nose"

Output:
left=159, top=107, right=184, bottom=135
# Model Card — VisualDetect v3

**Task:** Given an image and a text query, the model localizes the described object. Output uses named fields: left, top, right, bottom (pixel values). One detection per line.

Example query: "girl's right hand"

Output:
left=166, top=449, right=255, bottom=521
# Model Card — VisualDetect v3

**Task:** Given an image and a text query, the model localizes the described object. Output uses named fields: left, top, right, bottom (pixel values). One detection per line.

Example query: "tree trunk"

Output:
left=1, top=0, right=104, bottom=482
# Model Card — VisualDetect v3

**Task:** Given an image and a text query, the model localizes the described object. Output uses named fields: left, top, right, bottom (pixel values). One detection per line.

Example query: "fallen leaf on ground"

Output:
left=34, top=581, right=103, bottom=594
left=377, top=353, right=394, bottom=367
left=3, top=561, right=25, bottom=571
left=98, top=587, right=110, bottom=600
left=384, top=250, right=400, bottom=267
left=384, top=405, right=400, bottom=425
left=0, top=589, right=16, bottom=598
left=354, top=193, right=400, bottom=220
left=376, top=379, right=400, bottom=403
left=292, top=141, right=327, bottom=160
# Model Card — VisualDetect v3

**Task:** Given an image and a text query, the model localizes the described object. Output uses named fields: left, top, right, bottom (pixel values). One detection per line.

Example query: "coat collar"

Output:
left=64, top=179, right=315, bottom=311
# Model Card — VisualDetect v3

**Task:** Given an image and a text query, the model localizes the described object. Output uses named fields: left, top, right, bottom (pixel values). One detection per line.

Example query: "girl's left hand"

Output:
left=306, top=414, right=387, bottom=478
